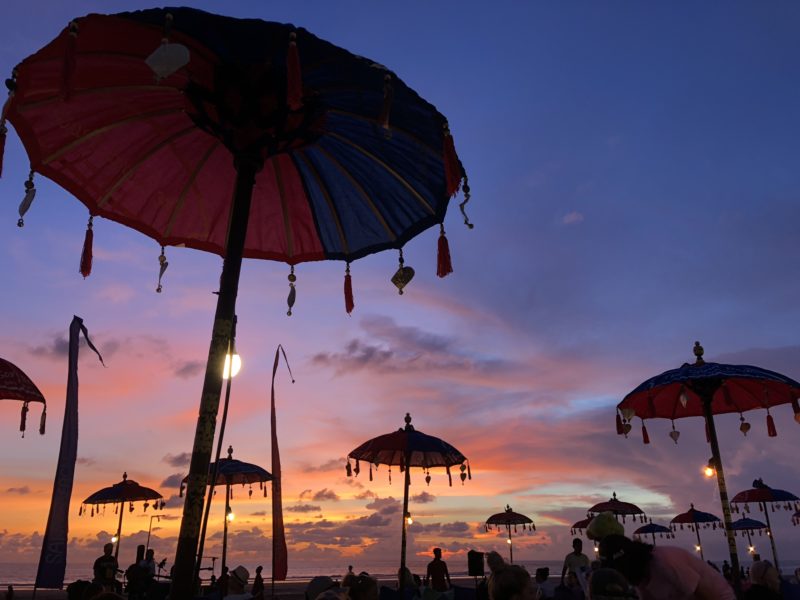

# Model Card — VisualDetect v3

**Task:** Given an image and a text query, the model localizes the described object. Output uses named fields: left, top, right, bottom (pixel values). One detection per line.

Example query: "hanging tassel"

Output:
left=446, top=465, right=452, bottom=487
left=19, top=402, right=29, bottom=437
left=79, top=505, right=83, bottom=516
left=378, top=74, right=393, bottom=130
left=792, top=398, right=800, bottom=424
left=766, top=412, right=777, bottom=437
left=286, top=32, right=302, bottom=111
left=616, top=413, right=624, bottom=435
left=346, top=460, right=352, bottom=477
left=39, top=407, right=46, bottom=435
left=61, top=21, right=79, bottom=101
left=467, top=460, right=471, bottom=480
left=18, top=170, right=36, bottom=227
left=388, top=467, right=392, bottom=485
left=129, top=502, right=134, bottom=513
left=156, top=246, right=168, bottom=293
left=443, top=123, right=462, bottom=197
left=287, top=266, right=296, bottom=316
left=264, top=485, right=267, bottom=498
left=344, top=263, right=354, bottom=315
left=369, top=464, right=373, bottom=481
left=80, top=216, right=94, bottom=278
left=249, top=487, right=253, bottom=498
left=436, top=224, right=453, bottom=278
left=354, top=459, right=360, bottom=476
left=641, top=421, right=650, bottom=445
left=91, top=507, right=95, bottom=517
left=0, top=121, right=6, bottom=178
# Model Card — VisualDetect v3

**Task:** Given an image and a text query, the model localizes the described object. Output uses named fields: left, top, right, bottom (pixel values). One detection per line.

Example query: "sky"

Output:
left=1, top=0, right=800, bottom=582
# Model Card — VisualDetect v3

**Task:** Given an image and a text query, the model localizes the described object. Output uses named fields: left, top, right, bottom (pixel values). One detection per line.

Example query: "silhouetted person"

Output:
left=252, top=565, right=265, bottom=599
left=489, top=564, right=539, bottom=600
left=93, top=543, right=120, bottom=591
left=218, top=566, right=230, bottom=598
left=425, top=547, right=451, bottom=592
left=561, top=539, right=589, bottom=587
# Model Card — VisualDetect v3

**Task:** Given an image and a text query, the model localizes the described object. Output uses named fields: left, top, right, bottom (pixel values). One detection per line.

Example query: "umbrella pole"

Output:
left=694, top=525, right=704, bottom=561
left=171, top=156, right=260, bottom=599
left=222, top=483, right=230, bottom=574
left=651, top=532, right=656, bottom=546
left=761, top=501, right=780, bottom=572
left=702, top=399, right=742, bottom=596
left=400, top=451, right=411, bottom=598
left=507, top=523, right=513, bottom=564
left=115, top=501, right=124, bottom=559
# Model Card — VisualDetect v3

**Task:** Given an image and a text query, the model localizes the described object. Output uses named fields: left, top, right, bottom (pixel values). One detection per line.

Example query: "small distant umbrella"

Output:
left=0, top=357, right=46, bottom=436
left=346, top=413, right=469, bottom=596
left=730, top=517, right=768, bottom=557
left=731, top=478, right=799, bottom=572
left=670, top=504, right=721, bottom=561
left=81, top=472, right=163, bottom=559
left=181, top=446, right=272, bottom=573
left=792, top=511, right=800, bottom=526
left=570, top=517, right=592, bottom=537
left=485, top=505, right=535, bottom=564
left=588, top=492, right=646, bottom=524
left=633, top=520, right=673, bottom=545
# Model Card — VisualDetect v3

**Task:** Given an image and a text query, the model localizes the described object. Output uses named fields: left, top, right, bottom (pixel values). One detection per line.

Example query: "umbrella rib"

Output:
left=97, top=125, right=197, bottom=209
left=326, top=109, right=442, bottom=160
left=327, top=132, right=435, bottom=215
left=291, top=151, right=350, bottom=255
left=41, top=107, right=185, bottom=165
left=164, top=140, right=221, bottom=239
left=313, top=145, right=397, bottom=242
left=15, top=85, right=172, bottom=112
left=271, top=156, right=295, bottom=259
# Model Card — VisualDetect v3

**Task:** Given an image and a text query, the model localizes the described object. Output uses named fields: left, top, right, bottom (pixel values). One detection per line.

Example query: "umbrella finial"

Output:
left=693, top=341, right=705, bottom=364
left=122, top=472, right=127, bottom=481
left=227, top=445, right=233, bottom=459
left=404, top=413, right=413, bottom=430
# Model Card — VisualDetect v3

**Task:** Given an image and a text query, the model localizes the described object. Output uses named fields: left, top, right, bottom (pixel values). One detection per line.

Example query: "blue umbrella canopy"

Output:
left=634, top=522, right=672, bottom=536
left=730, top=517, right=767, bottom=533
left=670, top=504, right=721, bottom=530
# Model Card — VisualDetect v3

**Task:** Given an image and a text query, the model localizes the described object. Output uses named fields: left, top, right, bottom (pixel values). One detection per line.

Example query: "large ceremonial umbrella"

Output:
left=633, top=520, right=673, bottom=545
left=485, top=505, right=535, bottom=564
left=81, top=472, right=163, bottom=559
left=346, top=413, right=469, bottom=594
left=570, top=517, right=592, bottom=537
left=670, top=504, right=722, bottom=560
left=730, top=479, right=799, bottom=572
left=3, top=8, right=470, bottom=594
left=588, top=492, right=646, bottom=524
left=617, top=341, right=800, bottom=590
left=181, top=445, right=273, bottom=573
left=0, top=357, right=46, bottom=436
left=730, top=517, right=768, bottom=557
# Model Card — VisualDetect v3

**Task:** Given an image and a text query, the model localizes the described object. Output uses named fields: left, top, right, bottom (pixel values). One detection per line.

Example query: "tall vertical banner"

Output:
left=35, top=316, right=103, bottom=590
left=270, top=346, right=293, bottom=582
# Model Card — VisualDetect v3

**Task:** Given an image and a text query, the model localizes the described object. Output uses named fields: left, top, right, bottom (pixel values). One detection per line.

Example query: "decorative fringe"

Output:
left=443, top=124, right=462, bottom=197
left=344, top=263, right=354, bottom=315
left=437, top=224, right=453, bottom=278
left=287, top=266, right=296, bottom=316
left=641, top=422, right=650, bottom=445
left=61, top=21, right=79, bottom=101
left=767, top=413, right=777, bottom=437
left=19, top=402, right=28, bottom=436
left=39, top=407, right=46, bottom=435
left=346, top=460, right=352, bottom=477
left=78, top=505, right=83, bottom=516
left=287, top=32, right=302, bottom=111
left=264, top=485, right=268, bottom=498
left=369, top=464, right=373, bottom=482
left=616, top=413, right=624, bottom=435
left=379, top=74, right=393, bottom=130
left=156, top=246, right=168, bottom=293
left=467, top=460, right=471, bottom=480
left=354, top=459, right=360, bottom=476
left=18, top=170, right=36, bottom=227
left=446, top=465, right=452, bottom=487
left=80, top=216, right=94, bottom=278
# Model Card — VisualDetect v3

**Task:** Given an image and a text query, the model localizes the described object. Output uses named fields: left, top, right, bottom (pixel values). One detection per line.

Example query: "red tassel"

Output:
left=80, top=217, right=93, bottom=278
left=767, top=413, right=777, bottom=437
left=437, top=225, right=453, bottom=278
left=61, top=21, right=78, bottom=101
left=378, top=74, right=393, bottom=129
left=447, top=466, right=452, bottom=487
left=286, top=32, right=302, bottom=111
left=616, top=414, right=624, bottom=435
left=344, top=264, right=354, bottom=315
left=642, top=423, right=650, bottom=445
left=443, top=126, right=462, bottom=197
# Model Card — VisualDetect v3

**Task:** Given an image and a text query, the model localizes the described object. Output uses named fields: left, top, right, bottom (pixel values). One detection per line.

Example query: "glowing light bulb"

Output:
left=694, top=544, right=701, bottom=552
left=594, top=546, right=599, bottom=554
left=406, top=516, right=413, bottom=525
left=223, top=353, right=241, bottom=379
left=748, top=546, right=755, bottom=554
left=226, top=510, right=235, bottom=522
left=111, top=535, right=118, bottom=543
left=703, top=466, right=715, bottom=478
left=506, top=538, right=512, bottom=545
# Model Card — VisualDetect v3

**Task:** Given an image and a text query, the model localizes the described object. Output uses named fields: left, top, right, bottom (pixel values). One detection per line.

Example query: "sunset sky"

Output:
left=1, top=1, right=799, bottom=580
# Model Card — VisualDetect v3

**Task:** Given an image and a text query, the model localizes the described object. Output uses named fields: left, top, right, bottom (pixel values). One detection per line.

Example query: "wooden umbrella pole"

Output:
left=171, top=155, right=260, bottom=599
left=115, top=501, right=124, bottom=559
left=761, top=502, right=780, bottom=572
left=222, top=483, right=230, bottom=573
left=695, top=525, right=704, bottom=561
left=399, top=451, right=411, bottom=598
left=651, top=532, right=656, bottom=546
left=702, top=397, right=742, bottom=598
left=507, top=523, right=513, bottom=564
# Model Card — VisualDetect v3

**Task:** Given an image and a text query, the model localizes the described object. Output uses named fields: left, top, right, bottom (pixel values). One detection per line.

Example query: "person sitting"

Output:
left=92, top=543, right=120, bottom=592
left=599, top=534, right=734, bottom=600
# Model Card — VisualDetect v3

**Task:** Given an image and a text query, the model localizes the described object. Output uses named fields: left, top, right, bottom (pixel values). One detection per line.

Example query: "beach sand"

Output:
left=10, top=576, right=480, bottom=599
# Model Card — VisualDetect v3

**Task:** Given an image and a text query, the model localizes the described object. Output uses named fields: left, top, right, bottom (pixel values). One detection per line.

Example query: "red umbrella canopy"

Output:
left=0, top=357, right=46, bottom=436
left=588, top=492, right=646, bottom=522
left=82, top=472, right=162, bottom=506
left=670, top=504, right=721, bottom=531
left=347, top=413, right=469, bottom=486
left=571, top=517, right=592, bottom=534
left=730, top=478, right=799, bottom=514
left=617, top=342, right=800, bottom=444
left=486, top=505, right=535, bottom=530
